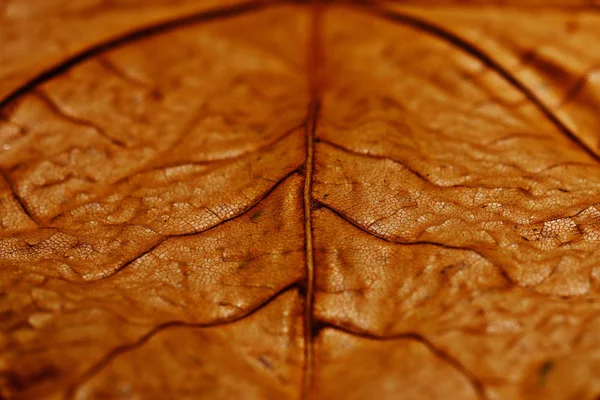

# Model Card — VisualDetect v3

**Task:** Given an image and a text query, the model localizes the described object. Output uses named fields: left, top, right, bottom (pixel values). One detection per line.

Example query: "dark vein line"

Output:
left=0, top=0, right=276, bottom=109
left=558, top=66, right=600, bottom=108
left=318, top=202, right=515, bottom=285
left=85, top=169, right=303, bottom=282
left=47, top=119, right=304, bottom=223
left=98, top=236, right=167, bottom=281
left=0, top=167, right=40, bottom=226
left=302, top=110, right=318, bottom=400
left=302, top=4, right=323, bottom=400
left=318, top=141, right=600, bottom=247
left=541, top=160, right=600, bottom=172
left=96, top=55, right=155, bottom=89
left=315, top=320, right=486, bottom=400
left=64, top=282, right=301, bottom=400
left=119, top=120, right=307, bottom=181
left=358, top=4, right=600, bottom=165
left=317, top=138, right=536, bottom=195
left=32, top=89, right=127, bottom=148
left=318, top=138, right=442, bottom=186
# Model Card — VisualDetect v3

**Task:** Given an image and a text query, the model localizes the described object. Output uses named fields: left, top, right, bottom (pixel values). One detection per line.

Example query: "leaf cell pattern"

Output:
left=2, top=1, right=600, bottom=399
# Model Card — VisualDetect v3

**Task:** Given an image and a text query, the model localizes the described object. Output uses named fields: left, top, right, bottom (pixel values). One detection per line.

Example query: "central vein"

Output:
left=302, top=3, right=322, bottom=399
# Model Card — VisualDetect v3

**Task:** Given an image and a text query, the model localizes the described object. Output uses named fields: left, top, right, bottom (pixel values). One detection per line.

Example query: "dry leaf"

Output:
left=2, top=1, right=600, bottom=399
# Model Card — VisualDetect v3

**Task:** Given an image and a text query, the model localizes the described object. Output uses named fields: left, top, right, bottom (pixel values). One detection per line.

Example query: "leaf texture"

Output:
left=2, top=1, right=600, bottom=399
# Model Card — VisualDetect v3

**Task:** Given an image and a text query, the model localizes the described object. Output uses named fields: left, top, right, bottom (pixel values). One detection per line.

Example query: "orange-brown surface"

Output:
left=2, top=1, right=600, bottom=399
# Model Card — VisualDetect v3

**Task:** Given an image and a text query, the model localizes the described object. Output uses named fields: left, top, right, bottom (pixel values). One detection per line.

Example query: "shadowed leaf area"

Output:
left=2, top=0, right=600, bottom=399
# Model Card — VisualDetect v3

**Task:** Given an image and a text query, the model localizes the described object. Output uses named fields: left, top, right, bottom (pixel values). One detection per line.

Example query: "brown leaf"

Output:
left=2, top=1, right=600, bottom=399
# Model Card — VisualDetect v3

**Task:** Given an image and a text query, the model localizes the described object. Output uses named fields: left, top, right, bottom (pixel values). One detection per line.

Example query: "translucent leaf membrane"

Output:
left=2, top=1, right=600, bottom=399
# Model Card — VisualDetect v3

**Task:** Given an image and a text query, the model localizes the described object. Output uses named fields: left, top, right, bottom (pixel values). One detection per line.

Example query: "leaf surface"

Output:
left=2, top=1, right=600, bottom=399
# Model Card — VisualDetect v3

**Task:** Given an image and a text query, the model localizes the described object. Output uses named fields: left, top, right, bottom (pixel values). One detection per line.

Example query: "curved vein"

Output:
left=32, top=89, right=127, bottom=148
left=0, top=166, right=40, bottom=226
left=317, top=138, right=537, bottom=194
left=318, top=201, right=515, bottom=285
left=80, top=169, right=303, bottom=282
left=119, top=121, right=307, bottom=182
left=63, top=283, right=302, bottom=400
left=314, top=320, right=487, bottom=400
left=359, top=3, right=600, bottom=164
left=42, top=124, right=304, bottom=226
left=0, top=0, right=275, bottom=109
